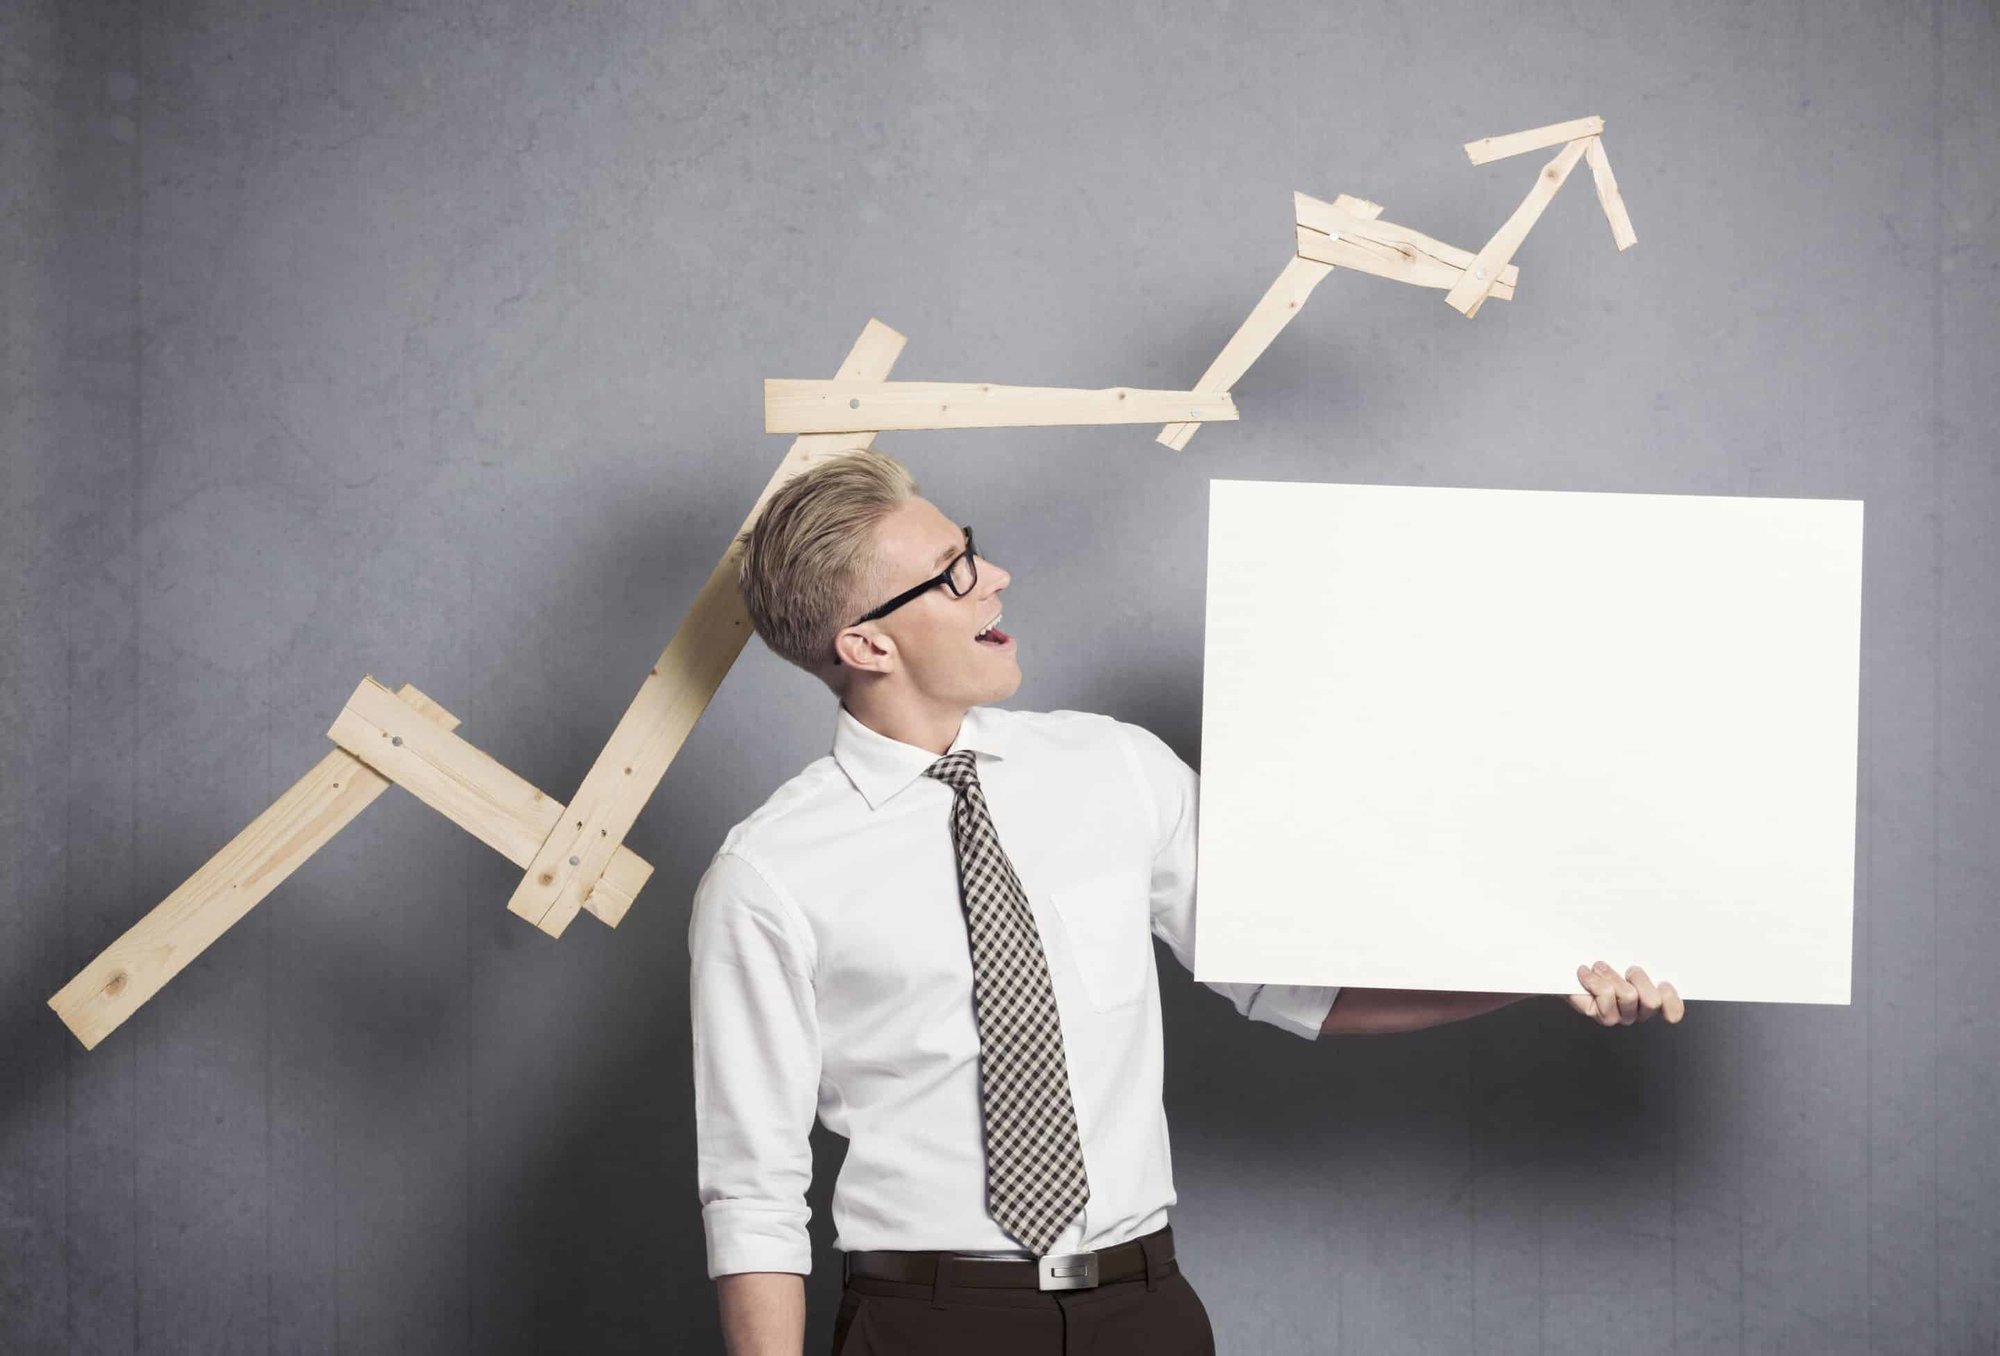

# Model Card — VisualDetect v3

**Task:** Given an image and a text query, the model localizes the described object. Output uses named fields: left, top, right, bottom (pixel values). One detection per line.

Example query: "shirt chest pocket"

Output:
left=1047, top=868, right=1153, bottom=1010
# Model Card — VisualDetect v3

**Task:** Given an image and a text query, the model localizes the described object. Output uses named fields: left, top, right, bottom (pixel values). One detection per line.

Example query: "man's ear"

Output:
left=833, top=624, right=896, bottom=674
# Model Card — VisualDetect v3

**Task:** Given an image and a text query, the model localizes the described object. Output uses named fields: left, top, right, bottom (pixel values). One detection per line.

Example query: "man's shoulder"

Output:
left=998, top=705, right=1177, bottom=766
left=989, top=704, right=1127, bottom=747
left=712, top=752, right=850, bottom=864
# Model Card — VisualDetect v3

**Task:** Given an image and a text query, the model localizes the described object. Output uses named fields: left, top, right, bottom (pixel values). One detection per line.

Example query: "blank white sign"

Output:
left=1194, top=479, right=1863, bottom=1005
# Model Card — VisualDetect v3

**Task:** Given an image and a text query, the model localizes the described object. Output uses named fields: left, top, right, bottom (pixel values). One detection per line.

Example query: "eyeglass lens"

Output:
left=946, top=551, right=976, bottom=595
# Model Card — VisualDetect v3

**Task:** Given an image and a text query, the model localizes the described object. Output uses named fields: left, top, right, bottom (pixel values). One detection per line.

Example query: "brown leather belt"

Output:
left=843, top=1224, right=1176, bottom=1293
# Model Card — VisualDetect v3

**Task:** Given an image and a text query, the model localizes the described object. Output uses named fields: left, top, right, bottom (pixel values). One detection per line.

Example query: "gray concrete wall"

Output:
left=3, top=1, right=1996, bottom=1351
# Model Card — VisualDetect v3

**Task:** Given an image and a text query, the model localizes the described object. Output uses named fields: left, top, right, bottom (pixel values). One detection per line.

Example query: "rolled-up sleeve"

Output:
left=688, top=848, right=821, bottom=1277
left=1116, top=721, right=1339, bottom=1041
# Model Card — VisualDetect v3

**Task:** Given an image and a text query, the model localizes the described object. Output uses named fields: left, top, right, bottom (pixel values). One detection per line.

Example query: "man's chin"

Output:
left=911, top=658, right=1022, bottom=710
left=970, top=660, right=1023, bottom=706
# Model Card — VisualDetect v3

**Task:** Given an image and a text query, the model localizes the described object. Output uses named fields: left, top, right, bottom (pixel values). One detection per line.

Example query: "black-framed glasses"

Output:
left=849, top=526, right=978, bottom=627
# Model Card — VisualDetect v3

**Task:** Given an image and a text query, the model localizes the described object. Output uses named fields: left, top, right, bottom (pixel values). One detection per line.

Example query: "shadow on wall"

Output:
left=492, top=980, right=854, bottom=1354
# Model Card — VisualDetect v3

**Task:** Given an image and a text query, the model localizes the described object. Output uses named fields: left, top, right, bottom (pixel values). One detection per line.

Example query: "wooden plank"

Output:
left=1445, top=135, right=1593, bottom=317
left=1293, top=194, right=1521, bottom=300
left=1155, top=194, right=1383, bottom=450
left=1583, top=135, right=1638, bottom=251
left=1295, top=192, right=1521, bottom=291
left=48, top=682, right=457, bottom=1050
left=326, top=675, right=654, bottom=921
left=1294, top=225, right=1517, bottom=301
left=1463, top=115, right=1604, bottom=166
left=764, top=380, right=1236, bottom=434
left=506, top=319, right=907, bottom=936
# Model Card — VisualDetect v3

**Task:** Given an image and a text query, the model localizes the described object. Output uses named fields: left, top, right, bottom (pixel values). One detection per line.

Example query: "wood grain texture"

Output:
left=1294, top=193, right=1520, bottom=300
left=764, top=379, right=1236, bottom=433
left=1584, top=135, right=1639, bottom=250
left=325, top=675, right=653, bottom=923
left=1445, top=135, right=1593, bottom=316
left=1463, top=114, right=1604, bottom=165
left=1155, top=194, right=1383, bottom=450
left=48, top=682, right=458, bottom=1050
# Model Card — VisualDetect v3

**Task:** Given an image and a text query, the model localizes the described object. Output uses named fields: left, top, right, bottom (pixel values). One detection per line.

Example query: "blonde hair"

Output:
left=736, top=448, right=918, bottom=687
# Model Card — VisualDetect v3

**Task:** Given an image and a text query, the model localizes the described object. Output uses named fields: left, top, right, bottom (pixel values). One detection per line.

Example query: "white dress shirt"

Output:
left=687, top=702, right=1340, bottom=1278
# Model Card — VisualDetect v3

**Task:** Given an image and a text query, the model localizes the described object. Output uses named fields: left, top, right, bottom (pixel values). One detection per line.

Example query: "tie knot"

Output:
left=923, top=749, right=980, bottom=793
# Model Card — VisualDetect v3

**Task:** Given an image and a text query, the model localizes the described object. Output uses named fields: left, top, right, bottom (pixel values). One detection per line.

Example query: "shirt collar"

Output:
left=831, top=702, right=1010, bottom=810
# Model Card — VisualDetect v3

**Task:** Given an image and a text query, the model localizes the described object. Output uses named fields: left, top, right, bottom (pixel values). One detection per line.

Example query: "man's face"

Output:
left=839, top=496, right=1019, bottom=706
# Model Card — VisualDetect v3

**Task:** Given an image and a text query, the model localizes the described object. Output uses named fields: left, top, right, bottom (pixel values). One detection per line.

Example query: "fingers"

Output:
left=1573, top=962, right=1689, bottom=1026
left=1607, top=963, right=1640, bottom=1024
left=1590, top=960, right=1639, bottom=1024
left=1626, top=965, right=1662, bottom=1022
left=1577, top=963, right=1621, bottom=1026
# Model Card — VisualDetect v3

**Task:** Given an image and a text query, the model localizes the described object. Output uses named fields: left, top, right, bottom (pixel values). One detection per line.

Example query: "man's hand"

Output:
left=1567, top=960, right=1684, bottom=1026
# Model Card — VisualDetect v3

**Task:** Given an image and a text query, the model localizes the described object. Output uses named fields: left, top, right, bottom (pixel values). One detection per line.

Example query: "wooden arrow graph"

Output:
left=51, top=116, right=1636, bottom=1049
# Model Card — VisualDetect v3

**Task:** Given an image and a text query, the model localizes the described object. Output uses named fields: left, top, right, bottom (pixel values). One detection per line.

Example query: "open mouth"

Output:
left=974, top=612, right=1013, bottom=649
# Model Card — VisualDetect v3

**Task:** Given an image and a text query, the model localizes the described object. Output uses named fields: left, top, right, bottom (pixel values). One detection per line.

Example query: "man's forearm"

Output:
left=716, top=1271, right=806, bottom=1356
left=1320, top=986, right=1530, bottom=1035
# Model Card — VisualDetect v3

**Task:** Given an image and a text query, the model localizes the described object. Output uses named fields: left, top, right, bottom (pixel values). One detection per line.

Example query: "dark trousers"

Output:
left=830, top=1227, right=1217, bottom=1355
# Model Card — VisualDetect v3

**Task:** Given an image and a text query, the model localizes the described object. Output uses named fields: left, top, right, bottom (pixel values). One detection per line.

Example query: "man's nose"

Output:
left=983, top=559, right=1011, bottom=592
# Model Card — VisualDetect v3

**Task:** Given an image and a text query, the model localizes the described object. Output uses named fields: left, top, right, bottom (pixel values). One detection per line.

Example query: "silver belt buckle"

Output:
left=1037, top=1250, right=1100, bottom=1291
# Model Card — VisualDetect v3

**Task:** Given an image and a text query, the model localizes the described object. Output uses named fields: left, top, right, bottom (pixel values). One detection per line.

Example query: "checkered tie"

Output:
left=923, top=749, right=1090, bottom=1256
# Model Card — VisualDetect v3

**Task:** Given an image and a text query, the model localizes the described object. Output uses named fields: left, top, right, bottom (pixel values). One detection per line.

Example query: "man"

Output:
left=689, top=449, right=1684, bottom=1356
